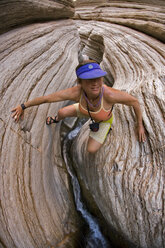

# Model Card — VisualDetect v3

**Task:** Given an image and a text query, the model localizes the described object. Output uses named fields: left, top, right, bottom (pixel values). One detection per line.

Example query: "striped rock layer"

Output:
left=0, top=0, right=165, bottom=248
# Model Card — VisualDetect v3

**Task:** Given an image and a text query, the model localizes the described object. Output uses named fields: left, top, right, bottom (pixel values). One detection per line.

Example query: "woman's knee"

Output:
left=57, top=104, right=77, bottom=119
left=87, top=139, right=102, bottom=154
left=87, top=146, right=98, bottom=154
left=57, top=108, right=66, bottom=119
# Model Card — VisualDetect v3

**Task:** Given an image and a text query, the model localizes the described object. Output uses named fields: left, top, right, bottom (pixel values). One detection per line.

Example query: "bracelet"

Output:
left=21, top=103, right=26, bottom=110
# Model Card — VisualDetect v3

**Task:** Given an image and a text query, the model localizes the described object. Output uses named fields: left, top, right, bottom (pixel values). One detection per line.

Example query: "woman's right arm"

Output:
left=11, top=85, right=81, bottom=122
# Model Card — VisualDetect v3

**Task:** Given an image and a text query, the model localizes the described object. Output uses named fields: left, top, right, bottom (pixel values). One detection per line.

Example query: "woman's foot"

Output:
left=46, top=116, right=59, bottom=125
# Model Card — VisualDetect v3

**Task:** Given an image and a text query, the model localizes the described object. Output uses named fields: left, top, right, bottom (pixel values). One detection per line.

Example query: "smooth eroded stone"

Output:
left=72, top=20, right=165, bottom=248
left=0, top=0, right=75, bottom=34
left=74, top=1, right=165, bottom=42
left=0, top=19, right=81, bottom=248
left=1, top=1, right=165, bottom=248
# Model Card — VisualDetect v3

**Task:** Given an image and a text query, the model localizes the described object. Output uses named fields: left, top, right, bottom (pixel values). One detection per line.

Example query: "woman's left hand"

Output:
left=137, top=124, right=146, bottom=142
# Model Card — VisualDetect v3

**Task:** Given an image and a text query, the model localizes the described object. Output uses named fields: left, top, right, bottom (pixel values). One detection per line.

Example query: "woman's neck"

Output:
left=83, top=87, right=104, bottom=108
left=86, top=92, right=100, bottom=101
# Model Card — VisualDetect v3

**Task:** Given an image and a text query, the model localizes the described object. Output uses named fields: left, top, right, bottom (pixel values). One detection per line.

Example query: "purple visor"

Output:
left=76, top=62, right=107, bottom=79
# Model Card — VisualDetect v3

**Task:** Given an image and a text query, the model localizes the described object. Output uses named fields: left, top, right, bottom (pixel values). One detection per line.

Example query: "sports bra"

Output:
left=79, top=87, right=113, bottom=122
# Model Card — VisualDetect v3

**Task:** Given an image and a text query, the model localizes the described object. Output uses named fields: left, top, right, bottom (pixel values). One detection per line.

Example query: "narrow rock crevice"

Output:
left=0, top=1, right=165, bottom=248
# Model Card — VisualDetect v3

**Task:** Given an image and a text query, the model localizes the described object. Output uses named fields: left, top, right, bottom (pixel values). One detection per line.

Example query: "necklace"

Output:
left=83, top=87, right=104, bottom=108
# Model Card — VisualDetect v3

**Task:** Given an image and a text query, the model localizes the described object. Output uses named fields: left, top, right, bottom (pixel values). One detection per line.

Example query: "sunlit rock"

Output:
left=0, top=0, right=165, bottom=247
left=72, top=16, right=165, bottom=248
left=0, top=18, right=81, bottom=247
left=74, top=0, right=165, bottom=42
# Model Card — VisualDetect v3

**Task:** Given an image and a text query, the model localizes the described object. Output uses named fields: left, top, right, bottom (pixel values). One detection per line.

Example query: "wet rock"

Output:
left=72, top=17, right=165, bottom=248
left=0, top=0, right=165, bottom=247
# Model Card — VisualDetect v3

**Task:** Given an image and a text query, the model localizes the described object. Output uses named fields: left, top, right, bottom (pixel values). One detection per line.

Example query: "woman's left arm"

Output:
left=105, top=87, right=146, bottom=142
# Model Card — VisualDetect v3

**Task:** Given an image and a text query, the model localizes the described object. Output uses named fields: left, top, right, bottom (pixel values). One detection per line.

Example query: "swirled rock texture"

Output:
left=72, top=3, right=165, bottom=248
left=0, top=2, right=81, bottom=246
left=0, top=0, right=74, bottom=34
left=74, top=0, right=165, bottom=42
left=0, top=0, right=165, bottom=248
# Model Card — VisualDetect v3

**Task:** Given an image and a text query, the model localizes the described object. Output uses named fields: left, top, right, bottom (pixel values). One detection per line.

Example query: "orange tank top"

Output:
left=79, top=89, right=113, bottom=122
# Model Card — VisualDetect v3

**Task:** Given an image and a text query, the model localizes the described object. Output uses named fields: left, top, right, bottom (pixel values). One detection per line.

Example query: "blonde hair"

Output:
left=76, top=59, right=97, bottom=72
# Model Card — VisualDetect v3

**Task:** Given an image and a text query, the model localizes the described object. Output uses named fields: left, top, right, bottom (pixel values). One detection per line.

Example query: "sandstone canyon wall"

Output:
left=0, top=0, right=74, bottom=34
left=0, top=1, right=81, bottom=248
left=0, top=0, right=165, bottom=248
left=73, top=1, right=165, bottom=248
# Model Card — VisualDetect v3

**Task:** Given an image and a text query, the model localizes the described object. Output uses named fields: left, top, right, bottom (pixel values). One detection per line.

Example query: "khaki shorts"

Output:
left=74, top=103, right=113, bottom=144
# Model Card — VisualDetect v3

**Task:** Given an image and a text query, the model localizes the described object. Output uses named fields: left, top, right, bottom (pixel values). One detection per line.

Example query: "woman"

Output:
left=12, top=60, right=146, bottom=153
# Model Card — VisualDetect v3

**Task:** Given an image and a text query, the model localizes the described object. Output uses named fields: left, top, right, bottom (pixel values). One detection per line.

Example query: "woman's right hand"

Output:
left=11, top=105, right=24, bottom=122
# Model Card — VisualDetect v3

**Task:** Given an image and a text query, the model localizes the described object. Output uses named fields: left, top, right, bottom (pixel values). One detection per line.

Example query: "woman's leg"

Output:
left=58, top=105, right=103, bottom=153
left=87, top=117, right=113, bottom=153
left=87, top=137, right=103, bottom=154
left=56, top=104, right=78, bottom=120
left=46, top=104, right=78, bottom=124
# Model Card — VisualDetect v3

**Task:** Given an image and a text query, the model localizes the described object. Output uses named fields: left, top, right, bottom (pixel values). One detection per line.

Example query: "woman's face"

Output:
left=81, top=77, right=103, bottom=97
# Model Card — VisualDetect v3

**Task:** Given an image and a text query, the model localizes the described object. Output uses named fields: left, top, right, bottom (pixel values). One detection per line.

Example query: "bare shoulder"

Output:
left=103, top=85, right=117, bottom=102
left=68, top=84, right=81, bottom=101
left=57, top=84, right=81, bottom=101
left=103, top=84, right=136, bottom=104
left=45, top=84, right=81, bottom=103
left=104, top=84, right=121, bottom=96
